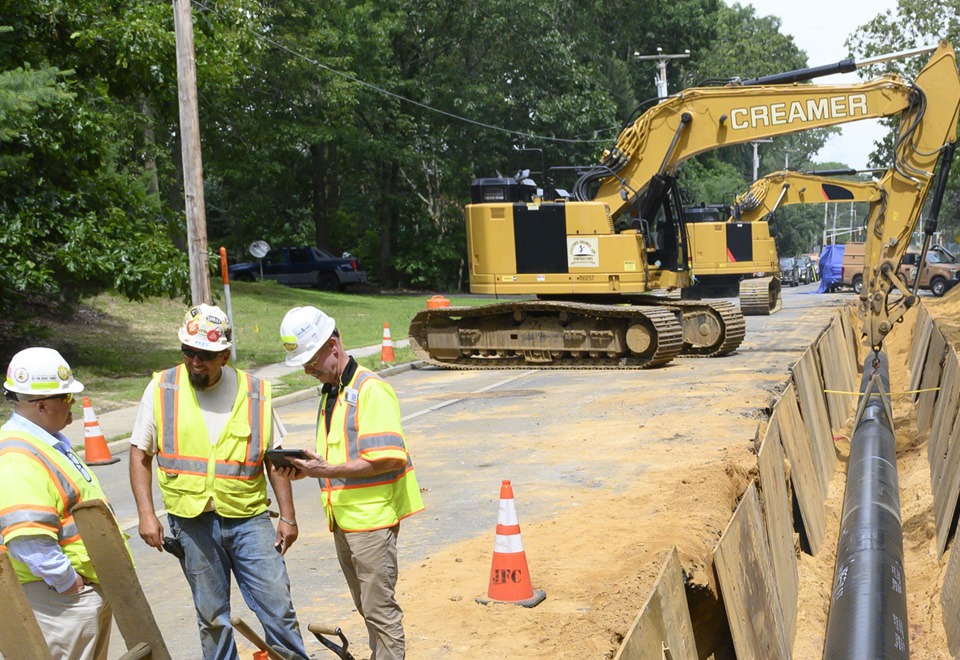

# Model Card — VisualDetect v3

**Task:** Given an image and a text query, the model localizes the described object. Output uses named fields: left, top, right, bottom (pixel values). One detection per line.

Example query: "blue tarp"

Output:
left=817, top=244, right=844, bottom=293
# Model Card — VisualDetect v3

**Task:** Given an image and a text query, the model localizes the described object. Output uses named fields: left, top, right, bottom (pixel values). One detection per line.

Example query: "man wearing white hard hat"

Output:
left=0, top=347, right=128, bottom=660
left=128, top=304, right=307, bottom=660
left=277, top=306, right=424, bottom=660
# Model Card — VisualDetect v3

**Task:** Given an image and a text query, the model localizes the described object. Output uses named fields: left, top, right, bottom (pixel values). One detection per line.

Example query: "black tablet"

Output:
left=265, top=449, right=308, bottom=470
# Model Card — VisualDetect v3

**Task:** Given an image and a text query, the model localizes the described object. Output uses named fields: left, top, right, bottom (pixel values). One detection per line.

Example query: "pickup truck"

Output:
left=228, top=247, right=367, bottom=292
left=899, top=246, right=960, bottom=297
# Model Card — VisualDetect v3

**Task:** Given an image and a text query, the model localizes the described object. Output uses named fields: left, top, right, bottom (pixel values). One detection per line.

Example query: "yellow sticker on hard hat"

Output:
left=14, top=368, right=27, bottom=384
left=57, top=366, right=69, bottom=381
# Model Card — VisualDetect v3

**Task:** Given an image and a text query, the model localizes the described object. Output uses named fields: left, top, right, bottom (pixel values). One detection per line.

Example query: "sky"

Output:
left=743, top=0, right=901, bottom=170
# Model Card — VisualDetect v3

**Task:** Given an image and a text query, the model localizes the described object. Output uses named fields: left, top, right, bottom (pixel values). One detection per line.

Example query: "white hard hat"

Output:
left=280, top=306, right=336, bottom=366
left=4, top=347, right=85, bottom=397
left=178, top=304, right=233, bottom=351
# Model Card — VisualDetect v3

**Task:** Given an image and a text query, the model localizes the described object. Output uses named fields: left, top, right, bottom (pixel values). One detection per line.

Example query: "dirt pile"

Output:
left=398, top=441, right=757, bottom=659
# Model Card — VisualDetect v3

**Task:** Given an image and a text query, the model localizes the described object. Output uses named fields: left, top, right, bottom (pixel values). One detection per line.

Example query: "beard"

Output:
left=188, top=371, right=212, bottom=389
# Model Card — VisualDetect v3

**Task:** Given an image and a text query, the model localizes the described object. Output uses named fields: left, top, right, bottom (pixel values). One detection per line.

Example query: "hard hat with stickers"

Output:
left=4, top=347, right=85, bottom=397
left=178, top=304, right=233, bottom=351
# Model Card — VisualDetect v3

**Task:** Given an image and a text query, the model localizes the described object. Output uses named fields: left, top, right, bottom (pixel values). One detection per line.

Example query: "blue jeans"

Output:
left=168, top=511, right=307, bottom=660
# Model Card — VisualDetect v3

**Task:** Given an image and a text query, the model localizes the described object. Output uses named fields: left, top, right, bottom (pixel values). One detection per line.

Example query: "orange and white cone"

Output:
left=476, top=480, right=546, bottom=607
left=380, top=322, right=396, bottom=363
left=83, top=397, right=119, bottom=466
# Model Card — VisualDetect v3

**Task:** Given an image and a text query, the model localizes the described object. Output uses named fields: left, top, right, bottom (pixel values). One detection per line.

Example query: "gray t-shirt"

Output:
left=130, top=365, right=282, bottom=454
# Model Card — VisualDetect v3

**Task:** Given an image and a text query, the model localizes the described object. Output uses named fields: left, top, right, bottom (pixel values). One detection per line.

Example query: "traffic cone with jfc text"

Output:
left=476, top=480, right=546, bottom=607
left=83, top=398, right=119, bottom=466
left=380, top=322, right=396, bottom=363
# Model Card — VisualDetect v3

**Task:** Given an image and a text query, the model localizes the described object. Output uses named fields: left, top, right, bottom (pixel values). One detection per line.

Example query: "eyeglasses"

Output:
left=181, top=345, right=223, bottom=362
left=64, top=449, right=92, bottom=482
left=27, top=392, right=73, bottom=404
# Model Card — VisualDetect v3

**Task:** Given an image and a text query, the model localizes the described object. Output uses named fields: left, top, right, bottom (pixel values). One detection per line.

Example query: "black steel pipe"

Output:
left=822, top=351, right=909, bottom=658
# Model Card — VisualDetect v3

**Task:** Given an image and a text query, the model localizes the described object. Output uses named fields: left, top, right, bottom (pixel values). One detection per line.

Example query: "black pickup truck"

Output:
left=228, top=247, right=367, bottom=292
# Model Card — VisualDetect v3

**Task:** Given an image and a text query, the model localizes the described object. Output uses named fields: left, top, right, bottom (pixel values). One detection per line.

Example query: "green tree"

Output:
left=848, top=0, right=960, bottom=241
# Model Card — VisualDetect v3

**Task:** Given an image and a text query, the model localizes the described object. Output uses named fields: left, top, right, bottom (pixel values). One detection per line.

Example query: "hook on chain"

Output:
left=870, top=344, right=882, bottom=376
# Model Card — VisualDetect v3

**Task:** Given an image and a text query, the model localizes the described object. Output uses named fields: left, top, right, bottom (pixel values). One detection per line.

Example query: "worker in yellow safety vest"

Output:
left=277, top=306, right=424, bottom=660
left=0, top=347, right=128, bottom=660
left=128, top=304, right=308, bottom=660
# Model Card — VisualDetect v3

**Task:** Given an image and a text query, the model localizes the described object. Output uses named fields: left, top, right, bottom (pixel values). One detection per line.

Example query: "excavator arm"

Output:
left=587, top=41, right=960, bottom=348
left=731, top=170, right=882, bottom=224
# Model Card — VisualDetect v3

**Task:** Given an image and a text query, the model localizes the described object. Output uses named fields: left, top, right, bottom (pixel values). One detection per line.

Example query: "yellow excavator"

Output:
left=410, top=42, right=960, bottom=368
left=731, top=170, right=883, bottom=224
left=682, top=205, right=781, bottom=315
left=684, top=169, right=885, bottom=314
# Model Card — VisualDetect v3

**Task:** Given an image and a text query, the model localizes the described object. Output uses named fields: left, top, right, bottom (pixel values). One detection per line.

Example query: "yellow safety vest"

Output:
left=317, top=366, right=424, bottom=532
left=153, top=365, right=271, bottom=518
left=0, top=431, right=124, bottom=585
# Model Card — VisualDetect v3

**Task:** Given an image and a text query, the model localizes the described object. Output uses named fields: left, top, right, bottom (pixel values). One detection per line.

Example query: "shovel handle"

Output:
left=230, top=617, right=287, bottom=660
left=307, top=623, right=341, bottom=636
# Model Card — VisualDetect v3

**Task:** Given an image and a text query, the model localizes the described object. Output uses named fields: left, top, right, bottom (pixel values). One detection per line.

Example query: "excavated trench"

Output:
left=671, top=302, right=960, bottom=659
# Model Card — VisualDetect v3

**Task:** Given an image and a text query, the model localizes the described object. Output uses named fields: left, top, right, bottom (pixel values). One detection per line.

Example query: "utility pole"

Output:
left=751, top=139, right=773, bottom=181
left=634, top=47, right=690, bottom=100
left=173, top=0, right=211, bottom=305
left=823, top=205, right=829, bottom=247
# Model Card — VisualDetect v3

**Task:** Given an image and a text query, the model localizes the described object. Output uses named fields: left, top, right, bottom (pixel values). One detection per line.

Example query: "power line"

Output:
left=190, top=0, right=614, bottom=144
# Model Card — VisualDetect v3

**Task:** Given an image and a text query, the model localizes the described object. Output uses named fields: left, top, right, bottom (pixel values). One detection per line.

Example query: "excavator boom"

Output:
left=410, top=42, right=960, bottom=369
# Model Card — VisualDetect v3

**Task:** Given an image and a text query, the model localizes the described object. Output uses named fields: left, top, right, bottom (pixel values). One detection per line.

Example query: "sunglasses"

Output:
left=181, top=345, right=223, bottom=362
left=28, top=392, right=74, bottom=404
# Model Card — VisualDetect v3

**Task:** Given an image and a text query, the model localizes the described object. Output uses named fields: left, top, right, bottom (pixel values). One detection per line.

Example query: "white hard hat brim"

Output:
left=285, top=343, right=323, bottom=367
left=64, top=379, right=85, bottom=395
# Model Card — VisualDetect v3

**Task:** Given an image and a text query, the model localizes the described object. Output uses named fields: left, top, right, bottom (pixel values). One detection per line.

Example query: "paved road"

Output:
left=92, top=284, right=850, bottom=659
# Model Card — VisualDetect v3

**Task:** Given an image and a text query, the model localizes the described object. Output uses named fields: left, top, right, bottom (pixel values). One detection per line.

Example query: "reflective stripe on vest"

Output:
left=156, top=367, right=265, bottom=480
left=0, top=438, right=80, bottom=510
left=0, top=437, right=85, bottom=544
left=323, top=371, right=412, bottom=491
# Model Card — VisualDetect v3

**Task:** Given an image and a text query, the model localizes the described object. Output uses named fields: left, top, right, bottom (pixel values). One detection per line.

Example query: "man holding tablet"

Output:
left=277, top=306, right=424, bottom=660
left=128, top=304, right=307, bottom=660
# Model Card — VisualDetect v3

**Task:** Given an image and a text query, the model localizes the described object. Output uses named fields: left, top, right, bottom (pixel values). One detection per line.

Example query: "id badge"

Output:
left=344, top=387, right=358, bottom=404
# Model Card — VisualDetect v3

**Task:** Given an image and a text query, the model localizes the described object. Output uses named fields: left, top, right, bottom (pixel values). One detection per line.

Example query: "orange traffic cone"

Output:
left=476, top=480, right=546, bottom=607
left=380, top=322, right=396, bottom=363
left=82, top=398, right=119, bottom=466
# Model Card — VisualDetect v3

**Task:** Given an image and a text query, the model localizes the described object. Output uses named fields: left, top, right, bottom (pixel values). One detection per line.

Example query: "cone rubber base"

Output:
left=86, top=456, right=120, bottom=466
left=475, top=589, right=546, bottom=608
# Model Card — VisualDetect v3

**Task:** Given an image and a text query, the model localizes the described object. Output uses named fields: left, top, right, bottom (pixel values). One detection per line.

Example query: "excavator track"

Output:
left=638, top=297, right=746, bottom=357
left=408, top=301, right=684, bottom=370
left=739, top=276, right=782, bottom=315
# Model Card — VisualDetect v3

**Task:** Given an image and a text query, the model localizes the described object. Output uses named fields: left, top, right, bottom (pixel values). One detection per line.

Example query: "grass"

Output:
left=10, top=283, right=492, bottom=412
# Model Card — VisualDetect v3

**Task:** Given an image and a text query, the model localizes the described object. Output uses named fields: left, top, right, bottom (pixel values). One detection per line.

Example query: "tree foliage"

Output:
left=2, top=0, right=868, bottom=305
left=848, top=0, right=960, bottom=243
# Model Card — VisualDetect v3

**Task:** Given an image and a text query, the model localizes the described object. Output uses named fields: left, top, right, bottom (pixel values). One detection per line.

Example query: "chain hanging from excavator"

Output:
left=409, top=42, right=960, bottom=369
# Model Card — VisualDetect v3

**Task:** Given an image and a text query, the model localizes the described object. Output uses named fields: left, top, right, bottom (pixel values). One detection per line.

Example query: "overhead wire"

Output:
left=189, top=0, right=615, bottom=144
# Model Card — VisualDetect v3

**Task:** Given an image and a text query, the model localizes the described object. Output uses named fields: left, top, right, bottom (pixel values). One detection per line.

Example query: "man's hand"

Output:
left=289, top=449, right=333, bottom=479
left=275, top=465, right=306, bottom=481
left=61, top=574, right=85, bottom=595
left=275, top=520, right=298, bottom=555
left=139, top=512, right=164, bottom=551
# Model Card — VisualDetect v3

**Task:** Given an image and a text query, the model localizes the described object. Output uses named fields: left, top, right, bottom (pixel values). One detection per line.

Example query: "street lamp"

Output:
left=784, top=149, right=799, bottom=170
left=751, top=139, right=774, bottom=181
